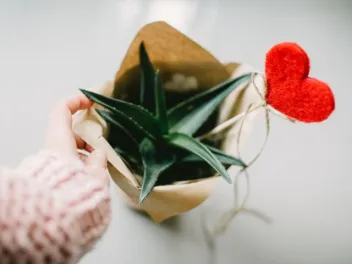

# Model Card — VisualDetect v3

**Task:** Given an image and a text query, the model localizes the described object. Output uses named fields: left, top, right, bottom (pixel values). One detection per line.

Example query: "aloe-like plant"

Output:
left=80, top=42, right=251, bottom=204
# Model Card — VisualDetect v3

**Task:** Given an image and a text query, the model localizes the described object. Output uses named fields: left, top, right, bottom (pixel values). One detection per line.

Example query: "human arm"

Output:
left=0, top=95, right=111, bottom=264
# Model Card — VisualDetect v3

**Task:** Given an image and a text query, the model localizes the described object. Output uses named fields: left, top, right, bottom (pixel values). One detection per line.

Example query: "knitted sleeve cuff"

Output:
left=0, top=150, right=111, bottom=264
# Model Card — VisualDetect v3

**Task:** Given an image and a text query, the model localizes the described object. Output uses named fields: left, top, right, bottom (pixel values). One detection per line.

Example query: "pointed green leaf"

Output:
left=156, top=162, right=217, bottom=186
left=114, top=146, right=135, bottom=162
left=168, top=74, right=251, bottom=122
left=96, top=109, right=155, bottom=142
left=139, top=42, right=156, bottom=112
left=168, top=73, right=251, bottom=135
left=139, top=138, right=176, bottom=204
left=166, top=133, right=232, bottom=183
left=114, top=147, right=142, bottom=175
left=181, top=145, right=246, bottom=167
left=206, top=145, right=246, bottom=167
left=80, top=89, right=160, bottom=137
left=97, top=110, right=139, bottom=146
left=154, top=70, right=168, bottom=134
left=114, top=146, right=128, bottom=156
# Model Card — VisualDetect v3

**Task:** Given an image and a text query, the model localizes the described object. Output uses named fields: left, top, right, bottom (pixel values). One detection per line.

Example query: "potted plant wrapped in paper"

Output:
left=72, top=21, right=264, bottom=223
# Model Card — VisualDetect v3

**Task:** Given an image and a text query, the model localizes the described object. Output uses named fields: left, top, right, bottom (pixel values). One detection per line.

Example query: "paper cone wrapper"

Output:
left=72, top=22, right=265, bottom=223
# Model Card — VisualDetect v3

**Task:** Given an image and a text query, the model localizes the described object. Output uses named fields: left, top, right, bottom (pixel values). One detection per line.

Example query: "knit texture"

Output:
left=265, top=42, right=335, bottom=123
left=0, top=151, right=111, bottom=264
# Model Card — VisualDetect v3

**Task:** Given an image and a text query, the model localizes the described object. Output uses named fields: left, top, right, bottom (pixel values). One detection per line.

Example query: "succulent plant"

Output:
left=80, top=42, right=251, bottom=204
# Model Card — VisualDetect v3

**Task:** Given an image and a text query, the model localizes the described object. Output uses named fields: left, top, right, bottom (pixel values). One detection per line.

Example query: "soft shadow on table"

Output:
left=126, top=205, right=182, bottom=232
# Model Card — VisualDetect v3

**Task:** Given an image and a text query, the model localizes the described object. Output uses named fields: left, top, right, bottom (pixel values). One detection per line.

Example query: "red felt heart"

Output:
left=265, top=42, right=335, bottom=123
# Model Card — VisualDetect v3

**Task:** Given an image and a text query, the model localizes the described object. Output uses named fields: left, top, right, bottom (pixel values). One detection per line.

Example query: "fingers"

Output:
left=86, top=149, right=107, bottom=170
left=85, top=143, right=95, bottom=153
left=85, top=149, right=109, bottom=186
left=65, top=94, right=93, bottom=115
left=78, top=152, right=88, bottom=163
left=75, top=134, right=86, bottom=150
left=74, top=134, right=94, bottom=152
left=50, top=94, right=93, bottom=128
left=46, top=93, right=93, bottom=156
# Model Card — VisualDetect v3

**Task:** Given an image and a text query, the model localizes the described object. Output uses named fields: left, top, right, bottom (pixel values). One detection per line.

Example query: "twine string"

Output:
left=201, top=72, right=294, bottom=263
left=197, top=72, right=295, bottom=142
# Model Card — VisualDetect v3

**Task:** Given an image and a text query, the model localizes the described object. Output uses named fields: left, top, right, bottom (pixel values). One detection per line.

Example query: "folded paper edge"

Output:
left=72, top=82, right=140, bottom=187
left=72, top=62, right=263, bottom=223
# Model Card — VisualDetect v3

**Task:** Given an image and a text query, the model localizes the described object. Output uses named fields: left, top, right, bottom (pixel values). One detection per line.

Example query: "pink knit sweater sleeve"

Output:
left=0, top=150, right=111, bottom=264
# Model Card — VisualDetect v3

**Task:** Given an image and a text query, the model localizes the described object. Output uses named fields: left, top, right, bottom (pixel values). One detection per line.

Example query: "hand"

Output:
left=45, top=94, right=108, bottom=183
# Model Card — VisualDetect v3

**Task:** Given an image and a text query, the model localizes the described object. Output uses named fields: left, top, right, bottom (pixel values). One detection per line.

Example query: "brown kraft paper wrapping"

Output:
left=72, top=22, right=265, bottom=223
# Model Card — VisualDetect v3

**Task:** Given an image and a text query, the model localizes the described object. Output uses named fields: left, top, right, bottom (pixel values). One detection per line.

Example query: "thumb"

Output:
left=85, top=149, right=109, bottom=185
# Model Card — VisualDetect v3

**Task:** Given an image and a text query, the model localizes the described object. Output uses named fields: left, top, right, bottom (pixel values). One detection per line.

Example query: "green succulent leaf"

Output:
left=166, top=133, right=232, bottom=183
left=206, top=145, right=246, bottom=167
left=181, top=145, right=246, bottom=167
left=97, top=110, right=141, bottom=159
left=114, top=146, right=135, bottom=162
left=168, top=73, right=251, bottom=135
left=96, top=109, right=155, bottom=142
left=156, top=162, right=217, bottom=186
left=139, top=42, right=156, bottom=112
left=80, top=89, right=160, bottom=138
left=154, top=70, right=168, bottom=134
left=139, top=138, right=176, bottom=204
left=97, top=110, right=139, bottom=146
left=113, top=147, right=143, bottom=177
left=114, top=146, right=128, bottom=157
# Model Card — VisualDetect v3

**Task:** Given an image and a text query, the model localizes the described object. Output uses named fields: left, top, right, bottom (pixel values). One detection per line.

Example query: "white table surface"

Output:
left=0, top=0, right=351, bottom=263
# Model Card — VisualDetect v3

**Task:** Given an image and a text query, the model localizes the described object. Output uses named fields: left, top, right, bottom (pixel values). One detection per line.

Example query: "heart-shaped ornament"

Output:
left=265, top=42, right=335, bottom=123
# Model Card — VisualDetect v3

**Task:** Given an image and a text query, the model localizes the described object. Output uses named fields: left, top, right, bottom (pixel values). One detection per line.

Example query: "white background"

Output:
left=0, top=0, right=351, bottom=263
